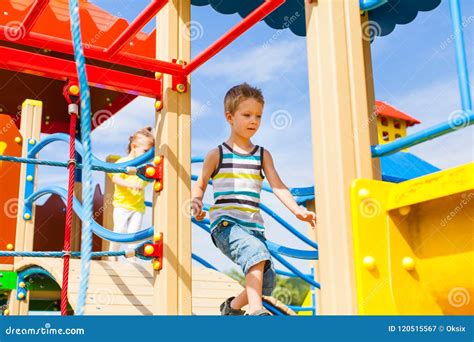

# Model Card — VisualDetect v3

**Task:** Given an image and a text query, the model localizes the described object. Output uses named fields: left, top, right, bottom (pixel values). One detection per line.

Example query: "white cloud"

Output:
left=199, top=39, right=306, bottom=83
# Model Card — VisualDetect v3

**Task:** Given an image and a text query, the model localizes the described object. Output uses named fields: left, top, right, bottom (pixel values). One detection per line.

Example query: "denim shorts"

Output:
left=211, top=220, right=276, bottom=296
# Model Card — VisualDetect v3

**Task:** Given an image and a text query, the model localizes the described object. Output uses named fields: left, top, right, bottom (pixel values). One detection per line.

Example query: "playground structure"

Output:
left=0, top=0, right=472, bottom=316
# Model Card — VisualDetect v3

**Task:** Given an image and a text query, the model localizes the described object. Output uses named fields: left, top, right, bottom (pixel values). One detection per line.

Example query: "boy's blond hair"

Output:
left=224, top=83, right=264, bottom=114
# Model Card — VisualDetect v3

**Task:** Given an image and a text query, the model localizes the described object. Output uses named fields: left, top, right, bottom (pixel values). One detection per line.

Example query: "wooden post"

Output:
left=304, top=0, right=381, bottom=314
left=9, top=99, right=43, bottom=315
left=153, top=0, right=192, bottom=315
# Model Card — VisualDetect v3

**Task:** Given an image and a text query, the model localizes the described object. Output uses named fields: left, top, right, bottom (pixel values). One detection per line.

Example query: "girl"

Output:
left=109, top=126, right=154, bottom=258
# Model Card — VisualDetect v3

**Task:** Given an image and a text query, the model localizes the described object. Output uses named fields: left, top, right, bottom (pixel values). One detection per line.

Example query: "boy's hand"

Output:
left=192, top=198, right=206, bottom=221
left=295, top=208, right=317, bottom=228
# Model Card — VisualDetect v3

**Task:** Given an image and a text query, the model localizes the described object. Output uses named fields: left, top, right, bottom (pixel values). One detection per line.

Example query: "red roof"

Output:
left=375, top=101, right=421, bottom=127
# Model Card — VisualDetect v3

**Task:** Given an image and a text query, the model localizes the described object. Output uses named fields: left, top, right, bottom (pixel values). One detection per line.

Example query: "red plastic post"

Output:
left=183, top=0, right=285, bottom=75
left=105, top=0, right=169, bottom=57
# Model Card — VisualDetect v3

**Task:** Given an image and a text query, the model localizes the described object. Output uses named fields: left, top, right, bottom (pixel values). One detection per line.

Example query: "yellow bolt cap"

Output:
left=6, top=244, right=13, bottom=251
left=3, top=309, right=9, bottom=316
left=153, top=156, right=162, bottom=165
left=153, top=234, right=162, bottom=242
left=69, top=85, right=80, bottom=95
left=144, top=245, right=154, bottom=256
left=28, top=139, right=36, bottom=145
left=19, top=282, right=26, bottom=288
left=222, top=221, right=228, bottom=227
left=14, top=137, right=22, bottom=143
left=152, top=260, right=161, bottom=271
left=154, top=182, right=162, bottom=192
left=402, top=257, right=415, bottom=271
left=23, top=213, right=31, bottom=220
left=18, top=293, right=25, bottom=299
left=363, top=256, right=376, bottom=270
left=358, top=188, right=369, bottom=198
left=26, top=175, right=33, bottom=181
left=155, top=100, right=162, bottom=110
left=154, top=72, right=162, bottom=80
left=145, top=166, right=156, bottom=177
left=176, top=84, right=185, bottom=93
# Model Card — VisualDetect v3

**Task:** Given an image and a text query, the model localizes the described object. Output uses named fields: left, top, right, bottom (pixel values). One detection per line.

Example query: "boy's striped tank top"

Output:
left=209, top=142, right=265, bottom=232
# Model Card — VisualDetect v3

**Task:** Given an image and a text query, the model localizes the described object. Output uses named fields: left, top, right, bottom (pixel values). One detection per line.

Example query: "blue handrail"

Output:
left=259, top=203, right=318, bottom=249
left=26, top=186, right=154, bottom=242
left=449, top=0, right=472, bottom=113
left=28, top=133, right=154, bottom=169
left=359, top=0, right=387, bottom=11
left=371, top=111, right=474, bottom=157
left=192, top=253, right=218, bottom=271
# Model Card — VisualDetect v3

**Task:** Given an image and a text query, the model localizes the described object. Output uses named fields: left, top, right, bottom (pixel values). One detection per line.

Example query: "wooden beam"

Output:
left=9, top=99, right=43, bottom=315
left=304, top=0, right=381, bottom=314
left=153, top=0, right=192, bottom=315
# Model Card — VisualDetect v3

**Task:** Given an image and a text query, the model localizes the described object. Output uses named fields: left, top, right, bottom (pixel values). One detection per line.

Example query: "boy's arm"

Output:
left=262, top=149, right=316, bottom=227
left=191, top=148, right=219, bottom=220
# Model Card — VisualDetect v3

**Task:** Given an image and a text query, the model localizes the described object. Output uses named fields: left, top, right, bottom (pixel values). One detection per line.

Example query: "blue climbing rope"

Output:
left=0, top=155, right=133, bottom=174
left=68, top=0, right=93, bottom=315
left=0, top=251, right=125, bottom=258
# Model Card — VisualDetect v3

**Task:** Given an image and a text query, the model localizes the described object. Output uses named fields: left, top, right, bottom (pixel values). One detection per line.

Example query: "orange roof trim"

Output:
left=375, top=101, right=421, bottom=126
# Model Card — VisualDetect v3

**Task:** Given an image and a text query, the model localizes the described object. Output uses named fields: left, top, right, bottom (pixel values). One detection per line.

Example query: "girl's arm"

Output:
left=262, top=149, right=316, bottom=228
left=191, top=148, right=219, bottom=221
left=111, top=175, right=143, bottom=191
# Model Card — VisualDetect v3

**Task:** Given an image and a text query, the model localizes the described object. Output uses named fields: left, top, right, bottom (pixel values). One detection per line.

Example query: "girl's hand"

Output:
left=130, top=184, right=143, bottom=191
left=192, top=198, right=206, bottom=221
left=295, top=207, right=317, bottom=228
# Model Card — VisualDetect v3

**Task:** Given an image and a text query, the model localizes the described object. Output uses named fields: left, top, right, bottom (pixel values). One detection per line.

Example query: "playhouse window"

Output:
left=381, top=117, right=388, bottom=126
left=394, top=120, right=401, bottom=129
left=382, top=131, right=389, bottom=141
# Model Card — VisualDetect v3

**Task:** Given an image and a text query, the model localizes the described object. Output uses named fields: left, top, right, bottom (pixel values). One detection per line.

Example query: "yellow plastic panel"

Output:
left=351, top=163, right=473, bottom=315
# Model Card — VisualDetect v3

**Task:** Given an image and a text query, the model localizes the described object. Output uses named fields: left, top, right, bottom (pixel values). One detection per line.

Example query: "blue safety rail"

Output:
left=371, top=0, right=472, bottom=157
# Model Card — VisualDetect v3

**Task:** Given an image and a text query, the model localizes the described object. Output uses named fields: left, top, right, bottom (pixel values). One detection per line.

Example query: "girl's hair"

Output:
left=127, top=126, right=154, bottom=153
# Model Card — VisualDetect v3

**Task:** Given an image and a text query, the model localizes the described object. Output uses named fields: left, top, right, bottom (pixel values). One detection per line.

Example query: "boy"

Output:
left=192, top=83, right=316, bottom=316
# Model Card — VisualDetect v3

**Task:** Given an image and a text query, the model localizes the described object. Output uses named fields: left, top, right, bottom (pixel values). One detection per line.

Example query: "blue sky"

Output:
left=38, top=0, right=473, bottom=272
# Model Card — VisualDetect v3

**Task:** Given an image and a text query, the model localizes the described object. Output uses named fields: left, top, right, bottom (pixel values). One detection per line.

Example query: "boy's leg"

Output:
left=230, top=290, right=248, bottom=309
left=231, top=260, right=275, bottom=310
left=245, top=260, right=266, bottom=313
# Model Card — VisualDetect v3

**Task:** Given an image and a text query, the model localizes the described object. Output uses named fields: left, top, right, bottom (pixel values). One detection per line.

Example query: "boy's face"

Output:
left=226, top=98, right=263, bottom=139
